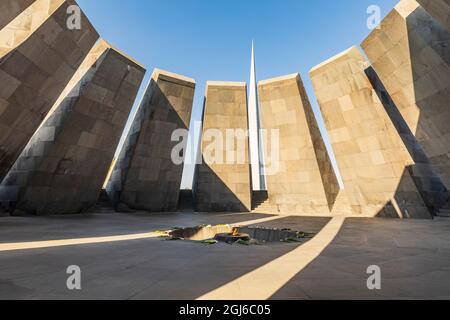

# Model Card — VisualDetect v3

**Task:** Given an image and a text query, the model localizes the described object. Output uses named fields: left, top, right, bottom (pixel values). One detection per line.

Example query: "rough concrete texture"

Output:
left=0, top=40, right=145, bottom=215
left=361, top=0, right=450, bottom=191
left=0, top=0, right=35, bottom=30
left=0, top=0, right=100, bottom=182
left=416, top=0, right=450, bottom=31
left=195, top=82, right=252, bottom=212
left=310, top=46, right=433, bottom=219
left=258, top=74, right=340, bottom=215
left=107, top=69, right=195, bottom=212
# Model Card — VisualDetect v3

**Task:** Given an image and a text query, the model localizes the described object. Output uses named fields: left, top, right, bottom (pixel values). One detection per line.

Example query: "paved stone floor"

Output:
left=0, top=212, right=449, bottom=299
left=273, top=217, right=450, bottom=300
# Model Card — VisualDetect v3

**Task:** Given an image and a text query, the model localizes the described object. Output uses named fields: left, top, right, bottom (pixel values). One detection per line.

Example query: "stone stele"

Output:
left=416, top=0, right=450, bottom=31
left=310, top=46, right=432, bottom=219
left=0, top=0, right=100, bottom=181
left=0, top=0, right=35, bottom=30
left=258, top=73, right=340, bottom=215
left=0, top=39, right=145, bottom=215
left=107, top=69, right=195, bottom=212
left=194, top=82, right=252, bottom=212
left=361, top=0, right=450, bottom=190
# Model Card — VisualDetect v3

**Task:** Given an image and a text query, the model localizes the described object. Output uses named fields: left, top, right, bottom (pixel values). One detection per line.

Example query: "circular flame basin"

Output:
left=214, top=233, right=251, bottom=244
left=168, top=225, right=310, bottom=244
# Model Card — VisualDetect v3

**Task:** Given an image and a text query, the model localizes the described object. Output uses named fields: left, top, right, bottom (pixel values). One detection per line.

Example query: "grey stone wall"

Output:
left=0, top=0, right=100, bottom=181
left=107, top=69, right=195, bottom=212
left=361, top=0, right=450, bottom=191
left=310, top=46, right=433, bottom=218
left=258, top=74, right=340, bottom=215
left=0, top=41, right=145, bottom=215
left=366, top=65, right=448, bottom=214
left=416, top=0, right=450, bottom=31
left=194, top=82, right=252, bottom=212
left=0, top=0, right=35, bottom=30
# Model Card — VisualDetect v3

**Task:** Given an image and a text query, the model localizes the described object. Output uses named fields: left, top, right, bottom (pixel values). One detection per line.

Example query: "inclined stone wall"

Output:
left=416, top=0, right=450, bottom=31
left=107, top=69, right=195, bottom=212
left=258, top=74, right=340, bottom=215
left=0, top=40, right=145, bottom=214
left=0, top=0, right=99, bottom=181
left=365, top=64, right=448, bottom=212
left=0, top=0, right=35, bottom=30
left=310, top=46, right=434, bottom=218
left=361, top=0, right=450, bottom=191
left=195, top=82, right=252, bottom=212
left=0, top=0, right=446, bottom=219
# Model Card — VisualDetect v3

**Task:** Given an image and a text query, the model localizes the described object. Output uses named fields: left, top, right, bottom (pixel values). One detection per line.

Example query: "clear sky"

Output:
left=77, top=0, right=398, bottom=189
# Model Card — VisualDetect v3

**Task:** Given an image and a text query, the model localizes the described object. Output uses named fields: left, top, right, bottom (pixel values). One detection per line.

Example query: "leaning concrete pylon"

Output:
left=107, top=69, right=195, bottom=212
left=195, top=82, right=252, bottom=212
left=361, top=0, right=450, bottom=190
left=0, top=40, right=145, bottom=215
left=0, top=0, right=35, bottom=30
left=416, top=0, right=450, bottom=31
left=258, top=74, right=340, bottom=215
left=310, top=46, right=435, bottom=218
left=0, top=0, right=100, bottom=181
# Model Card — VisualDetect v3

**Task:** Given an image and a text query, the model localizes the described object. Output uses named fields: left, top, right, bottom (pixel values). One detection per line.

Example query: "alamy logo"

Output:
left=367, top=5, right=381, bottom=30
left=171, top=126, right=280, bottom=175
left=66, top=265, right=81, bottom=290
left=367, top=265, right=381, bottom=290
left=66, top=5, right=82, bottom=30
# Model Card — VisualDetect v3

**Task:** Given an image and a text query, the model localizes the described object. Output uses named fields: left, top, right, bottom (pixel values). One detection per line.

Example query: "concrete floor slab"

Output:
left=0, top=213, right=449, bottom=299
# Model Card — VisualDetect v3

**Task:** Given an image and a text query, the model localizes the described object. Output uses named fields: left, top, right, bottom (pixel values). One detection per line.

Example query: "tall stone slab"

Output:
left=416, top=0, right=450, bottom=31
left=195, top=82, right=252, bottom=212
left=0, top=0, right=35, bottom=30
left=365, top=64, right=448, bottom=213
left=107, top=69, right=195, bottom=212
left=258, top=74, right=339, bottom=215
left=361, top=0, right=450, bottom=190
left=310, top=46, right=433, bottom=218
left=0, top=40, right=145, bottom=215
left=0, top=0, right=100, bottom=181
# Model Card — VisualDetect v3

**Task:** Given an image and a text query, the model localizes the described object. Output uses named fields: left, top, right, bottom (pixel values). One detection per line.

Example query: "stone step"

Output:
left=252, top=208, right=279, bottom=214
left=252, top=200, right=270, bottom=208
left=94, top=189, right=114, bottom=211
left=253, top=206, right=273, bottom=212
left=252, top=201, right=278, bottom=213
left=177, top=190, right=194, bottom=211
left=251, top=191, right=269, bottom=210
left=252, top=201, right=268, bottom=208
left=98, top=189, right=111, bottom=202
left=252, top=200, right=267, bottom=207
left=437, top=210, right=450, bottom=217
left=91, top=207, right=116, bottom=214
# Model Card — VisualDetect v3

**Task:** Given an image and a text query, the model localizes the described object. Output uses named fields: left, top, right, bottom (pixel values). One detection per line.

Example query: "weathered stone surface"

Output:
left=107, top=69, right=195, bottom=212
left=361, top=0, right=450, bottom=191
left=365, top=64, right=448, bottom=213
left=258, top=74, right=340, bottom=215
left=0, top=40, right=145, bottom=215
left=0, top=0, right=35, bottom=30
left=416, top=0, right=450, bottom=31
left=194, top=82, right=252, bottom=212
left=0, top=0, right=100, bottom=181
left=310, top=46, right=432, bottom=219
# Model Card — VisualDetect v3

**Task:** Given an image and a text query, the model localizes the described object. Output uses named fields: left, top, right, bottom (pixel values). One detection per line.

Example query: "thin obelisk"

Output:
left=248, top=41, right=266, bottom=190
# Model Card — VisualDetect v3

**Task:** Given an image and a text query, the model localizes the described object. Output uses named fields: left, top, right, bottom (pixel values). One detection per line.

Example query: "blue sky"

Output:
left=78, top=0, right=398, bottom=189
